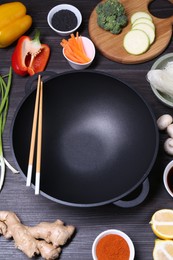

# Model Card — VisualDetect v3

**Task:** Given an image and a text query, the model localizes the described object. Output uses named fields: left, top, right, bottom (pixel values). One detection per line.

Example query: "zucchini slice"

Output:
left=123, top=29, right=150, bottom=55
left=132, top=23, right=155, bottom=44
left=132, top=17, right=155, bottom=29
left=131, top=11, right=152, bottom=24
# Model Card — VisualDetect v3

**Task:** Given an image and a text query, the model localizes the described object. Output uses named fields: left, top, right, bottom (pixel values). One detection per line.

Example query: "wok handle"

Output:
left=113, top=178, right=150, bottom=208
left=25, top=71, right=58, bottom=94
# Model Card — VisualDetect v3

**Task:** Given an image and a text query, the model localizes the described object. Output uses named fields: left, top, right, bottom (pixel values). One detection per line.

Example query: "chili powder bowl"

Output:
left=47, top=4, right=82, bottom=36
left=92, top=229, right=135, bottom=260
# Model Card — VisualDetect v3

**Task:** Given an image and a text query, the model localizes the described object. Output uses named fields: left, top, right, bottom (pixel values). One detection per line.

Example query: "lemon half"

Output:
left=150, top=209, right=173, bottom=239
left=153, top=239, right=173, bottom=260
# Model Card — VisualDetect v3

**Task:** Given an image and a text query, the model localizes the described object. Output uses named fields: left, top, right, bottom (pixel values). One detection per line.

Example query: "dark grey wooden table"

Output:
left=0, top=0, right=173, bottom=259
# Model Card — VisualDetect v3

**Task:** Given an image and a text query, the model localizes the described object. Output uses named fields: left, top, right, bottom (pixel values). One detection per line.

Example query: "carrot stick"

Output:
left=64, top=46, right=87, bottom=63
left=78, top=36, right=86, bottom=55
left=67, top=44, right=90, bottom=62
left=60, top=32, right=91, bottom=64
left=64, top=49, right=83, bottom=63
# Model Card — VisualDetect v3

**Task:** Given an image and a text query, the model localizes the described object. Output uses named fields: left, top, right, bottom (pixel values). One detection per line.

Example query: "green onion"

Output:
left=0, top=67, right=18, bottom=190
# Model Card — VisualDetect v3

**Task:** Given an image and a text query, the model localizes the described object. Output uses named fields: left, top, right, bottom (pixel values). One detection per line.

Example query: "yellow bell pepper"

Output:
left=0, top=2, right=32, bottom=48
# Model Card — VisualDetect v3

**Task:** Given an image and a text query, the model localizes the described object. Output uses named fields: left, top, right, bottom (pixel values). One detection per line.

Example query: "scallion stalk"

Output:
left=0, top=67, right=18, bottom=191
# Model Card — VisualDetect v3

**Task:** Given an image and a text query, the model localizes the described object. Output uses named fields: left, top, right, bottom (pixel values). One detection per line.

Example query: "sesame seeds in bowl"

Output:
left=47, top=4, right=82, bottom=36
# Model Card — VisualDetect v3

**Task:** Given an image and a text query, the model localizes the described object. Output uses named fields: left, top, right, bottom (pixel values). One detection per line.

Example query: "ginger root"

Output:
left=0, top=211, right=75, bottom=259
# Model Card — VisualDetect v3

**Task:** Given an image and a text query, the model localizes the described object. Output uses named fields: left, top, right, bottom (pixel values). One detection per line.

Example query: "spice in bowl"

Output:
left=97, top=234, right=130, bottom=259
left=51, top=10, right=77, bottom=32
left=47, top=4, right=82, bottom=36
left=92, top=229, right=135, bottom=260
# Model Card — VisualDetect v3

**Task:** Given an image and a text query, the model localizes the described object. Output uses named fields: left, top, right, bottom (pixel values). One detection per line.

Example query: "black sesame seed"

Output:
left=51, top=10, right=78, bottom=31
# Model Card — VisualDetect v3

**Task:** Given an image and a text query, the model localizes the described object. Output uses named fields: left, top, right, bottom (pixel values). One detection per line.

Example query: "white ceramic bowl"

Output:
left=92, top=229, right=135, bottom=260
left=149, top=53, right=173, bottom=108
left=47, top=4, right=82, bottom=36
left=63, top=36, right=95, bottom=70
left=163, top=160, right=173, bottom=197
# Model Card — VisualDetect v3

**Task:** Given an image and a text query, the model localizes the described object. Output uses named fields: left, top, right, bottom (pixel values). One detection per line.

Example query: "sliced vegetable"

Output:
left=0, top=67, right=18, bottom=190
left=132, top=23, right=155, bottom=44
left=60, top=33, right=91, bottom=64
left=132, top=17, right=155, bottom=29
left=123, top=11, right=155, bottom=55
left=123, top=29, right=150, bottom=55
left=12, top=30, right=50, bottom=76
left=0, top=2, right=32, bottom=48
left=131, top=11, right=152, bottom=24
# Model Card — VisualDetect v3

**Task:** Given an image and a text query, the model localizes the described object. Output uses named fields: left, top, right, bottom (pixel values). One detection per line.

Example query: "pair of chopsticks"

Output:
left=26, top=75, right=43, bottom=195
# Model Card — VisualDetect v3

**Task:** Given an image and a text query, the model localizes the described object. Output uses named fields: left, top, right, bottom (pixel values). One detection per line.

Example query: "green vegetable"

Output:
left=0, top=67, right=18, bottom=190
left=96, top=0, right=128, bottom=34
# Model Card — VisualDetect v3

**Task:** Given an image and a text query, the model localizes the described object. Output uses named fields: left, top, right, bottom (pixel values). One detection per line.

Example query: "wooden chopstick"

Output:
left=35, top=80, right=43, bottom=195
left=26, top=75, right=43, bottom=195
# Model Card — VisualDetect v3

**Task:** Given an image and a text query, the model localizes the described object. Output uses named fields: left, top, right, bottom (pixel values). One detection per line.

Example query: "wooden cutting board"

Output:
left=88, top=0, right=173, bottom=64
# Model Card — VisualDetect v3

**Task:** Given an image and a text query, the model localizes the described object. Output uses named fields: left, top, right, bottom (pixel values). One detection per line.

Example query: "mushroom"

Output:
left=167, top=124, right=173, bottom=138
left=164, top=138, right=173, bottom=155
left=157, top=114, right=173, bottom=130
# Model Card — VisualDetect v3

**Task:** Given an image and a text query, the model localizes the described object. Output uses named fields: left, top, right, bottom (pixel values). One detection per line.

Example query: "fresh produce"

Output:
left=124, top=30, right=150, bottom=55
left=132, top=23, right=155, bottom=44
left=157, top=114, right=173, bottom=155
left=147, top=61, right=173, bottom=98
left=12, top=30, right=50, bottom=76
left=0, top=211, right=75, bottom=259
left=150, top=209, right=173, bottom=239
left=150, top=209, right=173, bottom=259
left=0, top=67, right=18, bottom=191
left=167, top=124, right=173, bottom=138
left=0, top=2, right=32, bottom=48
left=123, top=11, right=155, bottom=55
left=130, top=11, right=152, bottom=24
left=153, top=239, right=173, bottom=260
left=60, top=33, right=91, bottom=63
left=96, top=0, right=128, bottom=34
left=157, top=114, right=173, bottom=131
left=164, top=138, right=173, bottom=155
left=132, top=17, right=155, bottom=29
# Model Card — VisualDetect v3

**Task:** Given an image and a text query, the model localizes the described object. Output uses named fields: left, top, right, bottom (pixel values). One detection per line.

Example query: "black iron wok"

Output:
left=11, top=71, right=159, bottom=207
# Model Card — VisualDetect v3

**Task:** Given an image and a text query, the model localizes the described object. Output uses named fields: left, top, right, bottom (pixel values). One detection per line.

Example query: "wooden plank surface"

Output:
left=0, top=0, right=173, bottom=259
left=88, top=0, right=173, bottom=63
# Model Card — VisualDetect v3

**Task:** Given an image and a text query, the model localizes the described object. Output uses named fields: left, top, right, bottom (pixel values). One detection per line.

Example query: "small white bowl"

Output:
left=47, top=4, right=82, bottom=36
left=63, top=36, right=95, bottom=70
left=163, top=160, right=173, bottom=197
left=149, top=53, right=173, bottom=108
left=92, top=229, right=135, bottom=260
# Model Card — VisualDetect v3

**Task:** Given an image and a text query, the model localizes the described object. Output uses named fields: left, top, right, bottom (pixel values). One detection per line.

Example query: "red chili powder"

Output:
left=96, top=234, right=130, bottom=260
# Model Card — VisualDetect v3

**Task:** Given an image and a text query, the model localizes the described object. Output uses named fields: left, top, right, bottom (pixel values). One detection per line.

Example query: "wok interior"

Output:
left=12, top=72, right=158, bottom=205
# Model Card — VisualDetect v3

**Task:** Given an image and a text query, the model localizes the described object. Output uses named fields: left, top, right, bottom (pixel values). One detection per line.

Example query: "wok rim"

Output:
left=10, top=70, right=159, bottom=207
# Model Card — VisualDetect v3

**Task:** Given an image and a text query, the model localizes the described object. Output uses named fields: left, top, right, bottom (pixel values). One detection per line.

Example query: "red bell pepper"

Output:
left=12, top=30, right=50, bottom=76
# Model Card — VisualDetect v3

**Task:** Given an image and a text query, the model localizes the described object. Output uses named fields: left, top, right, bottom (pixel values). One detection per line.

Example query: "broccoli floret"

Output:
left=110, top=23, right=122, bottom=34
left=116, top=14, right=128, bottom=27
left=96, top=0, right=128, bottom=34
left=96, top=3, right=103, bottom=15
left=115, top=2, right=125, bottom=15
left=104, top=15, right=117, bottom=30
left=97, top=13, right=106, bottom=29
